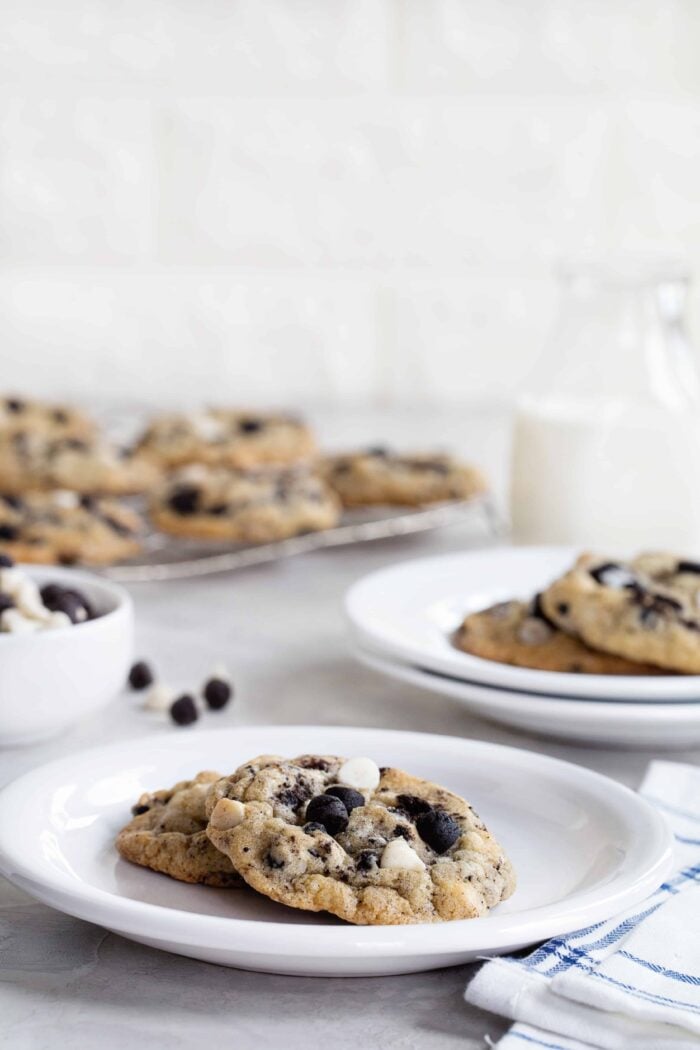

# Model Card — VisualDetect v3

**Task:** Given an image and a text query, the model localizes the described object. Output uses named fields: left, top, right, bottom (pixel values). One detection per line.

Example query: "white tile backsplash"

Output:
left=1, top=0, right=700, bottom=407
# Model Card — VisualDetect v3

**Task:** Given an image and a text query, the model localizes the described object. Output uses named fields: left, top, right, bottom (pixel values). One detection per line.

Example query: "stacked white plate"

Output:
left=346, top=546, right=700, bottom=748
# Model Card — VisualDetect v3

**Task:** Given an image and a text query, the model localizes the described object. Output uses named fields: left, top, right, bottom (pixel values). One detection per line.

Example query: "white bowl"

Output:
left=0, top=566, right=133, bottom=746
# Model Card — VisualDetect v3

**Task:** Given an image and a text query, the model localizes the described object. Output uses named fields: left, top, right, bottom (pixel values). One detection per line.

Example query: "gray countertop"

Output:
left=2, top=407, right=698, bottom=1050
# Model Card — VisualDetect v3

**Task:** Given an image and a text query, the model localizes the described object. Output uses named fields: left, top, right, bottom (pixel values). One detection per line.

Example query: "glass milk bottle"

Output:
left=510, top=260, right=700, bottom=552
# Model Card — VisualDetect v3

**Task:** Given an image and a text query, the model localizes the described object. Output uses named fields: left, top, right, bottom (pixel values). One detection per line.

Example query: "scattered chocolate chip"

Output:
left=41, top=585, right=93, bottom=623
left=130, top=803, right=150, bottom=816
left=396, top=794, right=433, bottom=818
left=677, top=560, right=700, bottom=575
left=52, top=409, right=68, bottom=424
left=265, top=852, right=284, bottom=869
left=305, top=794, right=349, bottom=836
left=557, top=602, right=569, bottom=616
left=303, top=821, right=326, bottom=834
left=416, top=809, right=461, bottom=854
left=531, top=592, right=557, bottom=627
left=2, top=495, right=23, bottom=510
left=170, top=694, right=198, bottom=726
left=326, top=785, right=365, bottom=814
left=168, top=485, right=200, bottom=515
left=129, top=661, right=154, bottom=690
left=393, top=825, right=411, bottom=839
left=356, top=849, right=380, bottom=872
left=79, top=495, right=96, bottom=510
left=5, top=398, right=24, bottom=413
left=203, top=677, right=231, bottom=710
left=0, top=553, right=14, bottom=567
left=0, top=525, right=18, bottom=541
left=239, top=418, right=263, bottom=434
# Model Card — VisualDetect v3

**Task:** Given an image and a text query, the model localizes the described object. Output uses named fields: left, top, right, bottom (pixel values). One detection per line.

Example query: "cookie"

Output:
left=455, top=598, right=665, bottom=674
left=630, top=552, right=700, bottom=607
left=150, top=464, right=340, bottom=543
left=0, top=491, right=142, bottom=565
left=0, top=395, right=95, bottom=439
left=322, top=448, right=486, bottom=507
left=133, top=409, right=316, bottom=470
left=206, top=754, right=515, bottom=925
left=116, top=771, right=242, bottom=887
left=541, top=553, right=700, bottom=674
left=0, top=432, right=157, bottom=495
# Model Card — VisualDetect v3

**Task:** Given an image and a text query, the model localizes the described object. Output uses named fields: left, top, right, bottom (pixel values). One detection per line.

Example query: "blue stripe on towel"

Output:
left=618, top=951, right=700, bottom=986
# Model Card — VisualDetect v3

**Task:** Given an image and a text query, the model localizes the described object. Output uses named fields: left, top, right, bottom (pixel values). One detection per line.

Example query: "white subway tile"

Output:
left=0, top=0, right=391, bottom=93
left=399, top=0, right=700, bottom=94
left=0, top=97, right=154, bottom=262
left=388, top=276, right=558, bottom=402
left=0, top=273, right=379, bottom=406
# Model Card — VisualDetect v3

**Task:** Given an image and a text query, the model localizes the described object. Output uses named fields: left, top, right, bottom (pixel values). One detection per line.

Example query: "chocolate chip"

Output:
left=531, top=592, right=557, bottom=627
left=170, top=694, right=198, bottom=726
left=208, top=503, right=228, bottom=516
left=303, top=821, right=326, bottom=834
left=396, top=794, right=433, bottom=818
left=203, top=677, right=232, bottom=710
left=239, top=418, right=263, bottom=434
left=0, top=525, right=18, bottom=541
left=168, top=485, right=200, bottom=515
left=326, top=786, right=365, bottom=814
left=58, top=554, right=77, bottom=566
left=52, top=409, right=68, bottom=425
left=305, top=794, right=349, bottom=836
left=356, top=849, right=380, bottom=872
left=0, top=593, right=15, bottom=614
left=130, top=803, right=150, bottom=816
left=5, top=398, right=23, bottom=413
left=557, top=602, right=569, bottom=616
left=416, top=809, right=461, bottom=853
left=366, top=446, right=389, bottom=457
left=677, top=560, right=700, bottom=575
left=79, top=495, right=96, bottom=511
left=128, top=661, right=154, bottom=690
left=393, top=825, right=412, bottom=839
left=2, top=495, right=23, bottom=510
left=41, top=585, right=93, bottom=623
left=265, top=853, right=284, bottom=869
left=0, top=553, right=14, bottom=567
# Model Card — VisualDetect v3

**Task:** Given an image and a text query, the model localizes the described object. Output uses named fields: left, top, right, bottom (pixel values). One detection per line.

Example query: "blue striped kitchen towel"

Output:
left=465, top=761, right=700, bottom=1050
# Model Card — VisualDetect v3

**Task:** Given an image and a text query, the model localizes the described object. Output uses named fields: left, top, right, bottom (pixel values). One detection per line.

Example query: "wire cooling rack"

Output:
left=102, top=495, right=504, bottom=582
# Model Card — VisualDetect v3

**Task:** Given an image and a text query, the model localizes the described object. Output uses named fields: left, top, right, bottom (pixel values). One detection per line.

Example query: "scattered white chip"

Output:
left=0, top=608, right=41, bottom=634
left=143, top=683, right=174, bottom=712
left=380, top=838, right=426, bottom=872
left=0, top=567, right=23, bottom=595
left=51, top=490, right=80, bottom=510
left=338, top=757, right=380, bottom=792
left=209, top=798, right=246, bottom=831
left=46, top=611, right=72, bottom=630
left=189, top=413, right=225, bottom=442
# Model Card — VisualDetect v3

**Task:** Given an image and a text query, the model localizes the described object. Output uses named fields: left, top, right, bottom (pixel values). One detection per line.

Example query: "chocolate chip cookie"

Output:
left=116, top=771, right=242, bottom=887
left=455, top=598, right=664, bottom=674
left=0, top=432, right=157, bottom=495
left=322, top=448, right=486, bottom=507
left=541, top=553, right=700, bottom=674
left=133, top=409, right=316, bottom=470
left=0, top=491, right=142, bottom=565
left=206, top=754, right=515, bottom=925
left=0, top=395, right=95, bottom=439
left=150, top=464, right=340, bottom=543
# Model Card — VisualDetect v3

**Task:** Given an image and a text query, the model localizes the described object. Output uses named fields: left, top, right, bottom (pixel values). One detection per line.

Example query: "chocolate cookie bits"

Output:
left=321, top=448, right=486, bottom=508
left=150, top=464, right=340, bottom=543
left=115, top=772, right=243, bottom=888
left=541, top=552, right=700, bottom=674
left=205, top=754, right=515, bottom=925
left=132, top=409, right=317, bottom=471
left=0, top=491, right=142, bottom=565
left=455, top=598, right=664, bottom=675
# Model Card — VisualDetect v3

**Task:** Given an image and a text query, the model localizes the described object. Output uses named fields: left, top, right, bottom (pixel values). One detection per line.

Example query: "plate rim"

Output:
left=345, top=546, right=700, bottom=702
left=0, top=725, right=674, bottom=958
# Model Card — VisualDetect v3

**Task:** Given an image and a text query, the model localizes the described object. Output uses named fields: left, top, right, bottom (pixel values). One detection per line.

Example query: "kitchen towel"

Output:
left=465, top=761, right=700, bottom=1050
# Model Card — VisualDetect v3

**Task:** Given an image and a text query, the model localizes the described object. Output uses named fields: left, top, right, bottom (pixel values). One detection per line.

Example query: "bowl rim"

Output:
left=0, top=563, right=132, bottom=642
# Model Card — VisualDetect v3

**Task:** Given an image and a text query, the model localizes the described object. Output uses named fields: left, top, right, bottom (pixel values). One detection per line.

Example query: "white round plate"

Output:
left=356, top=646, right=700, bottom=749
left=0, top=726, right=672, bottom=977
left=346, top=546, right=700, bottom=702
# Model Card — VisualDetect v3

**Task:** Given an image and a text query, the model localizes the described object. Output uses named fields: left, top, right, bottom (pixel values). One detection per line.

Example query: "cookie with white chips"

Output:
left=206, top=754, right=515, bottom=925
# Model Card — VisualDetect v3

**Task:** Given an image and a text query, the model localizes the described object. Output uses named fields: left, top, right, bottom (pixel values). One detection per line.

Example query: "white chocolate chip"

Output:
left=517, top=617, right=552, bottom=646
left=380, top=838, right=426, bottom=872
left=210, top=662, right=231, bottom=682
left=189, top=413, right=225, bottom=441
left=51, top=489, right=80, bottom=510
left=0, top=608, right=41, bottom=634
left=209, top=798, right=246, bottom=831
left=143, top=683, right=174, bottom=712
left=338, top=757, right=380, bottom=792
left=0, top=567, right=23, bottom=594
left=46, top=611, right=72, bottom=630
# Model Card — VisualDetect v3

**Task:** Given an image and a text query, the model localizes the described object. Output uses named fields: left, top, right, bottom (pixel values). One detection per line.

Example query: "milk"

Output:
left=510, top=396, right=700, bottom=552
